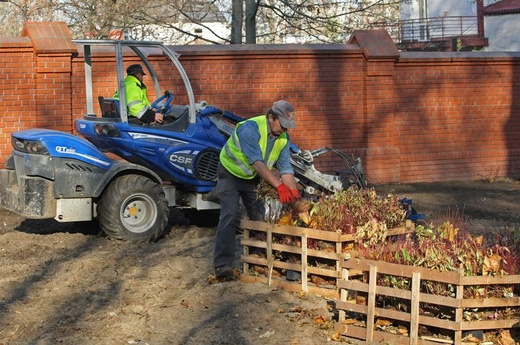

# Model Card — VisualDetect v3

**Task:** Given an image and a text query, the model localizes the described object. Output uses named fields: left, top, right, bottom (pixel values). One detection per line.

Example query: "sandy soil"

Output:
left=0, top=179, right=519, bottom=345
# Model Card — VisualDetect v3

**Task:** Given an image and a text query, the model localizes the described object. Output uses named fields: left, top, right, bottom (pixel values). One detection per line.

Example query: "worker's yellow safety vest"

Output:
left=220, top=115, right=288, bottom=179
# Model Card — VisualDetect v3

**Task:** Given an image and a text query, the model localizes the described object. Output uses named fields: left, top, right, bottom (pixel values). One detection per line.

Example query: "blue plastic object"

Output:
left=151, top=90, right=174, bottom=114
left=399, top=198, right=426, bottom=221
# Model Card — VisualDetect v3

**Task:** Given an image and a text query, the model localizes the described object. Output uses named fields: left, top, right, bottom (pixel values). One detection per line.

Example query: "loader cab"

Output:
left=72, top=39, right=228, bottom=194
left=73, top=39, right=196, bottom=131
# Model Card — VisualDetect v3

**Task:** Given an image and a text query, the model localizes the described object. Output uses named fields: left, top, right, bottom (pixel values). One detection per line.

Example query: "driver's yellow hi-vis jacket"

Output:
left=113, top=75, right=155, bottom=123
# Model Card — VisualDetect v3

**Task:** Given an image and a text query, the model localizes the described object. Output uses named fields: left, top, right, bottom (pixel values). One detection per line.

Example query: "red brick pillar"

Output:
left=22, top=22, right=77, bottom=132
left=349, top=30, right=401, bottom=183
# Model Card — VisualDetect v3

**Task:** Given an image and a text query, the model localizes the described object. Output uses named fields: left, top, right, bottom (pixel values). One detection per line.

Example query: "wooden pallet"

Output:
left=239, top=219, right=413, bottom=298
left=337, top=258, right=520, bottom=344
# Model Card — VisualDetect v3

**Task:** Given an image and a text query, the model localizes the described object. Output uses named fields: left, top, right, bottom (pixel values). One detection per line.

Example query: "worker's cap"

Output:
left=126, top=64, right=146, bottom=75
left=272, top=100, right=296, bottom=129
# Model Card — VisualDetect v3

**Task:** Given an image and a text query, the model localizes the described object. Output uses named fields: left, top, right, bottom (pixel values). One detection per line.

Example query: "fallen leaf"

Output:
left=277, top=213, right=293, bottom=225
left=397, top=326, right=408, bottom=334
left=341, top=318, right=356, bottom=325
left=310, top=275, right=329, bottom=285
left=330, top=331, right=341, bottom=341
left=314, top=315, right=327, bottom=324
left=375, top=318, right=393, bottom=327
left=498, top=329, right=515, bottom=345
left=355, top=295, right=366, bottom=305
left=462, top=334, right=480, bottom=343
left=483, top=254, right=501, bottom=275
left=298, top=211, right=311, bottom=225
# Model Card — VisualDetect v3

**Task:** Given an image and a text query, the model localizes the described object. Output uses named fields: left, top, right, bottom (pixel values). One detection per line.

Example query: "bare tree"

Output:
left=1, top=0, right=402, bottom=44
left=254, top=0, right=401, bottom=44
left=0, top=0, right=57, bottom=36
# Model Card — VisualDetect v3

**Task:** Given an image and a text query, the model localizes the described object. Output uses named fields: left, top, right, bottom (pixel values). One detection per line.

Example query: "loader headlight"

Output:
left=93, top=123, right=120, bottom=137
left=12, top=137, right=49, bottom=155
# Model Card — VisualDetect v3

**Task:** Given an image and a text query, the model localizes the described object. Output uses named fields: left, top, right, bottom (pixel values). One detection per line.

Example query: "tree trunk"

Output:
left=231, top=0, right=243, bottom=44
left=245, top=0, right=259, bottom=44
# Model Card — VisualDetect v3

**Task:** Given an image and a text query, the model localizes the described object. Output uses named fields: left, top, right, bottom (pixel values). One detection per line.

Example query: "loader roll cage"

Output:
left=73, top=39, right=197, bottom=124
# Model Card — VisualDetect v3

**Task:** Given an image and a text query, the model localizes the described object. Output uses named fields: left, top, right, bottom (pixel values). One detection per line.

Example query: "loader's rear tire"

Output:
left=97, top=175, right=169, bottom=242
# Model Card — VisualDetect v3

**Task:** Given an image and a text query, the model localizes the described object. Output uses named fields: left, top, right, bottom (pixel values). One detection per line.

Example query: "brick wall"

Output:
left=1, top=22, right=519, bottom=184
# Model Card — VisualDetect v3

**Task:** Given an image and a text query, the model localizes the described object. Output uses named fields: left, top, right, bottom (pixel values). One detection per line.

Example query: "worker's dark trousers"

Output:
left=213, top=164, right=264, bottom=269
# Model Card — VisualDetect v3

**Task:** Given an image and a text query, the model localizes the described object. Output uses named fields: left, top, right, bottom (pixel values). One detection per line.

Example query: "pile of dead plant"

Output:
left=257, top=181, right=407, bottom=234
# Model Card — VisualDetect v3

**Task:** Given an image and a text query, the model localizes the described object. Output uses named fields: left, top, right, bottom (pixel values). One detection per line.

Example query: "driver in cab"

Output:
left=114, top=64, right=164, bottom=124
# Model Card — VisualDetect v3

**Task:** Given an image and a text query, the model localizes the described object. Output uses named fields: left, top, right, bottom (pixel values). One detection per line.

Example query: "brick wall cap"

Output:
left=348, top=30, right=400, bottom=60
left=399, top=50, right=520, bottom=62
left=166, top=43, right=361, bottom=57
left=72, top=42, right=363, bottom=59
left=0, top=37, right=32, bottom=48
left=22, top=22, right=77, bottom=55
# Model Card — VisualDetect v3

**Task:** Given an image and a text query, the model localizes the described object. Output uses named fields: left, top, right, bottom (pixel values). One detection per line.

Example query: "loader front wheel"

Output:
left=98, top=175, right=169, bottom=242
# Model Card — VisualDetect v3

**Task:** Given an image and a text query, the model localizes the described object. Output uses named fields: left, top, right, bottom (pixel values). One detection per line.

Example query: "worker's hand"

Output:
left=290, top=189, right=301, bottom=199
left=154, top=113, right=164, bottom=124
left=276, top=183, right=294, bottom=204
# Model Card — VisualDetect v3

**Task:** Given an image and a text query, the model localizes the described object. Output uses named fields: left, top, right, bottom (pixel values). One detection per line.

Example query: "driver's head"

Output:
left=126, top=64, right=146, bottom=77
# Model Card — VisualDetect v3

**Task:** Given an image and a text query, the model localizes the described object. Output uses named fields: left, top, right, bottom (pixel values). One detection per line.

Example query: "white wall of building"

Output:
left=400, top=0, right=520, bottom=51
left=484, top=14, right=520, bottom=51
left=400, top=0, right=501, bottom=19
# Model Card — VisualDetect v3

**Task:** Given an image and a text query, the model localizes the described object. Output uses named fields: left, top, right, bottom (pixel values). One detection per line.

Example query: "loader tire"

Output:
left=97, top=175, right=169, bottom=242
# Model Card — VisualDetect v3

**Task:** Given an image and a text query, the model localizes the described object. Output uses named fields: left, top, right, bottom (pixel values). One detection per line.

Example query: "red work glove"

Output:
left=276, top=183, right=294, bottom=204
left=290, top=189, right=301, bottom=199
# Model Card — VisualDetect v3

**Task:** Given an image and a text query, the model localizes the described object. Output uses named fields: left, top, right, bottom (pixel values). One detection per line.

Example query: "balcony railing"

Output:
left=399, top=16, right=479, bottom=42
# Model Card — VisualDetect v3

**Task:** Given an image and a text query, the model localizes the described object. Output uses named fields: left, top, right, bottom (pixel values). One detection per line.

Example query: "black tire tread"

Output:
left=97, top=175, right=168, bottom=242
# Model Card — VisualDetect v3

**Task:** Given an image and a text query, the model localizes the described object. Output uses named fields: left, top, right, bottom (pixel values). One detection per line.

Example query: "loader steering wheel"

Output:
left=152, top=90, right=174, bottom=115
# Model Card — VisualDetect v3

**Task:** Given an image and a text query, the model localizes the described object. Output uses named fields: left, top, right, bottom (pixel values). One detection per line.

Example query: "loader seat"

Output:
left=98, top=96, right=120, bottom=118
left=98, top=96, right=140, bottom=124
left=97, top=95, right=189, bottom=131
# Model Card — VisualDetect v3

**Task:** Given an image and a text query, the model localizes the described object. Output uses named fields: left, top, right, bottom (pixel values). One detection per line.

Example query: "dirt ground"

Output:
left=0, top=179, right=519, bottom=345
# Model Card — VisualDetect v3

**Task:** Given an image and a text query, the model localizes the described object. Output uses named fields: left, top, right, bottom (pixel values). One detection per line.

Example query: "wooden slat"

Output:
left=239, top=274, right=338, bottom=298
left=242, top=238, right=348, bottom=260
left=340, top=279, right=460, bottom=310
left=461, top=296, right=520, bottom=308
left=307, top=266, right=340, bottom=278
left=411, top=272, right=421, bottom=345
left=241, top=255, right=266, bottom=266
left=241, top=254, right=339, bottom=278
left=366, top=265, right=377, bottom=341
left=338, top=324, right=367, bottom=340
left=338, top=268, right=349, bottom=322
left=301, top=230, right=308, bottom=292
left=339, top=325, right=446, bottom=345
left=272, top=260, right=301, bottom=272
left=241, top=238, right=267, bottom=248
left=342, top=258, right=520, bottom=287
left=241, top=219, right=412, bottom=243
left=454, top=279, right=464, bottom=344
left=460, top=274, right=520, bottom=285
left=374, top=307, right=411, bottom=323
left=419, top=292, right=460, bottom=308
left=335, top=300, right=367, bottom=314
left=460, top=319, right=520, bottom=330
left=308, top=248, right=345, bottom=260
left=341, top=258, right=462, bottom=284
left=339, top=279, right=369, bottom=293
left=241, top=219, right=348, bottom=241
